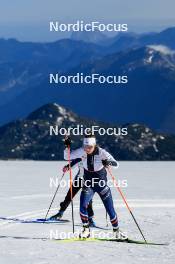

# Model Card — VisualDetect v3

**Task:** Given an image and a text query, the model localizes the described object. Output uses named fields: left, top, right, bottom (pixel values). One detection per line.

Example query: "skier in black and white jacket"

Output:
left=64, top=134, right=127, bottom=239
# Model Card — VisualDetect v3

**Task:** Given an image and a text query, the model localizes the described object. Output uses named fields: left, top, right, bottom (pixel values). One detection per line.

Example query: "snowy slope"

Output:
left=0, top=161, right=174, bottom=264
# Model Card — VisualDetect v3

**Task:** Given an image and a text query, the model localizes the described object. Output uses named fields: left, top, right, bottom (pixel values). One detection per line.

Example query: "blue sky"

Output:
left=0, top=0, right=175, bottom=42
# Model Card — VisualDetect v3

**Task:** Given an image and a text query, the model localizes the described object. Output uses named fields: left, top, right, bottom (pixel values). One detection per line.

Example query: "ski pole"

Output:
left=107, top=167, right=147, bottom=243
left=44, top=172, right=65, bottom=221
left=105, top=210, right=109, bottom=227
left=67, top=145, right=75, bottom=233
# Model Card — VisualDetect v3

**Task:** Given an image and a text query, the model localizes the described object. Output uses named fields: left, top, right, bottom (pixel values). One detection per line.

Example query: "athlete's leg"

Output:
left=87, top=200, right=94, bottom=218
left=80, top=187, right=94, bottom=225
left=49, top=172, right=82, bottom=220
left=60, top=173, right=82, bottom=211
left=87, top=199, right=95, bottom=226
left=98, top=185, right=119, bottom=228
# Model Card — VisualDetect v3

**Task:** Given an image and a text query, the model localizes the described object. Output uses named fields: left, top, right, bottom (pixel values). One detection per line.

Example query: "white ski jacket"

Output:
left=64, top=147, right=118, bottom=172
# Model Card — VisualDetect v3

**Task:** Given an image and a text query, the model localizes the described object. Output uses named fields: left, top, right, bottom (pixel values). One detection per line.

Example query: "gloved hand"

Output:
left=64, top=136, right=71, bottom=148
left=102, top=159, right=112, bottom=168
left=63, top=164, right=70, bottom=173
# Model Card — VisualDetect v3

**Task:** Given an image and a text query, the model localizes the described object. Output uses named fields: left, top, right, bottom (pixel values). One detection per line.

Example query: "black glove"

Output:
left=102, top=159, right=112, bottom=168
left=63, top=164, right=70, bottom=173
left=64, top=136, right=71, bottom=148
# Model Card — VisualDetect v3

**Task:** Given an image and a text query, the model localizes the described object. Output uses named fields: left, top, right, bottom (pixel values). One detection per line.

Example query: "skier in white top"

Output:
left=64, top=134, right=127, bottom=240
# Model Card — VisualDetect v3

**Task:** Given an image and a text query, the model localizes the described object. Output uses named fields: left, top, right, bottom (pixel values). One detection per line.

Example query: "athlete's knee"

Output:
left=100, top=186, right=111, bottom=200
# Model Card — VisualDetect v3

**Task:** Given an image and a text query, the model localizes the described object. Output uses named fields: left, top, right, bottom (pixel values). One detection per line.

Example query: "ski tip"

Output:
left=121, top=238, right=169, bottom=246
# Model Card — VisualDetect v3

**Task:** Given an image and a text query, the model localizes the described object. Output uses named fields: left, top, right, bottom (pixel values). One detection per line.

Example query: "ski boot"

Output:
left=113, top=227, right=128, bottom=240
left=48, top=210, right=64, bottom=221
left=88, top=217, right=96, bottom=227
left=79, top=224, right=90, bottom=239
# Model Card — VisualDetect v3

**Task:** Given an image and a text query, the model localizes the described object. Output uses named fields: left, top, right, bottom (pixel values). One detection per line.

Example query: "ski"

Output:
left=98, top=238, right=169, bottom=246
left=0, top=216, right=70, bottom=224
left=54, top=237, right=168, bottom=246
left=0, top=235, right=169, bottom=246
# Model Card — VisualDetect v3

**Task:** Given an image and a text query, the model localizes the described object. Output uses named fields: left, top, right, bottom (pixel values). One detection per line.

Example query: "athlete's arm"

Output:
left=70, top=158, right=82, bottom=167
left=63, top=158, right=82, bottom=172
left=100, top=149, right=119, bottom=168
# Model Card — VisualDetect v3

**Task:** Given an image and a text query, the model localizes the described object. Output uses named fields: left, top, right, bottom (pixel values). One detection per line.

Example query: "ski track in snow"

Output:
left=0, top=161, right=175, bottom=264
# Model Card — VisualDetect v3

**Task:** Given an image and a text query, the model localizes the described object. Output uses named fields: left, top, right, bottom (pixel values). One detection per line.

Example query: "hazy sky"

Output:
left=0, top=0, right=175, bottom=41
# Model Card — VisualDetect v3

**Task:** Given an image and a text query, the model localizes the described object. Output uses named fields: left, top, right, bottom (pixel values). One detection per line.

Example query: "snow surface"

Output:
left=0, top=161, right=174, bottom=264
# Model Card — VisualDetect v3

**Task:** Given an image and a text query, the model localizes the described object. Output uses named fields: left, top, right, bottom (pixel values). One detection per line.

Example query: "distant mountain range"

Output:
left=71, top=27, right=175, bottom=49
left=107, top=27, right=175, bottom=52
left=0, top=103, right=175, bottom=160
left=71, top=30, right=108, bottom=44
left=0, top=27, right=175, bottom=133
left=0, top=38, right=104, bottom=106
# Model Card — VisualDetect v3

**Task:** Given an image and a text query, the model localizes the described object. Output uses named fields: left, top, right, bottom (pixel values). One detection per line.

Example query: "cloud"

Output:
left=148, top=45, right=175, bottom=55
